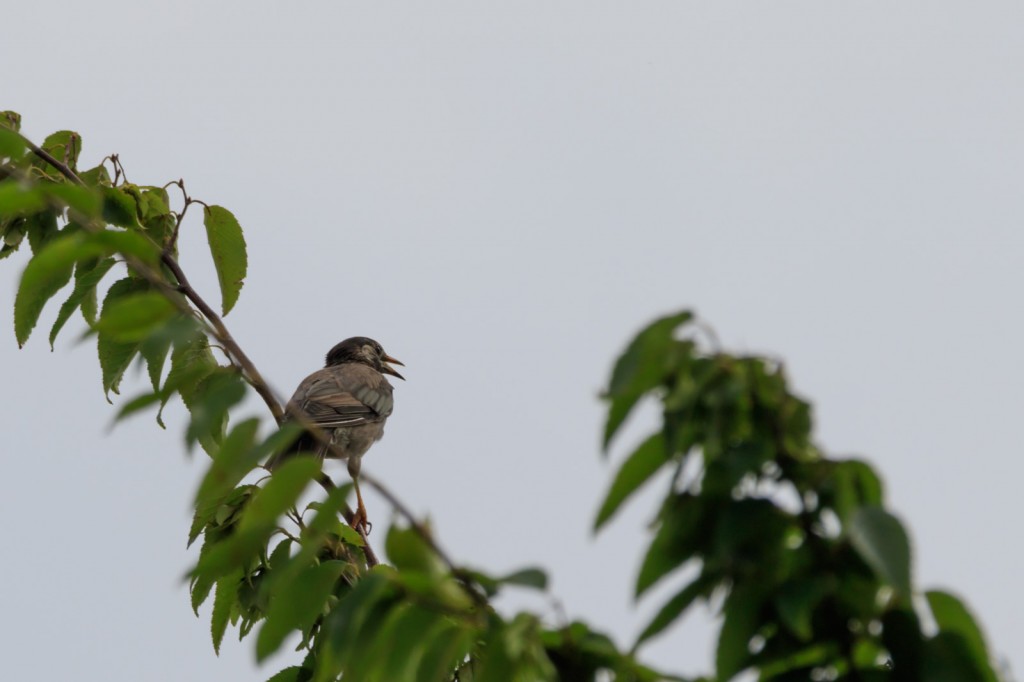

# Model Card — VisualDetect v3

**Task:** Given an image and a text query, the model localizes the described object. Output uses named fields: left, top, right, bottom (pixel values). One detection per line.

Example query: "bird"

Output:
left=269, top=336, right=404, bottom=532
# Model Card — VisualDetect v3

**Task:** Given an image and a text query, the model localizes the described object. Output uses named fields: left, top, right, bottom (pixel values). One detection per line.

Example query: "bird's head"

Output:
left=325, top=337, right=405, bottom=380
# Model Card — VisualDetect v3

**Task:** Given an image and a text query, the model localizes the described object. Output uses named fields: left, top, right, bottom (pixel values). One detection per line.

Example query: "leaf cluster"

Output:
left=597, top=312, right=1002, bottom=681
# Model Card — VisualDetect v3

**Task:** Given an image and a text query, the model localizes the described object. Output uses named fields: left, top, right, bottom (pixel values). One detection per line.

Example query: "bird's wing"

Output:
left=289, top=364, right=394, bottom=429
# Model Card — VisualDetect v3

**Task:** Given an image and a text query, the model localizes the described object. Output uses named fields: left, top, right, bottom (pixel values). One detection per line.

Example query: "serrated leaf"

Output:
left=203, top=205, right=247, bottom=315
left=211, top=571, right=240, bottom=655
left=49, top=257, right=115, bottom=348
left=184, top=370, right=246, bottom=451
left=194, top=418, right=261, bottom=509
left=848, top=506, right=913, bottom=599
left=96, top=278, right=148, bottom=398
left=193, top=459, right=321, bottom=582
left=594, top=432, right=667, bottom=531
left=39, top=130, right=81, bottom=171
left=101, top=186, right=140, bottom=228
left=14, top=232, right=102, bottom=346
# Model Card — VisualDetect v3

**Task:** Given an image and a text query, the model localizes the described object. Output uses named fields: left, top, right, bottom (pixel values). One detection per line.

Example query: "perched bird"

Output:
left=269, top=337, right=404, bottom=531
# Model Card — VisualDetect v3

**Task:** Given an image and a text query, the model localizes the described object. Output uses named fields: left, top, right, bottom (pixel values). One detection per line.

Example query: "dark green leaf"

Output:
left=595, top=432, right=667, bottom=530
left=203, top=205, right=247, bottom=315
left=716, top=584, right=764, bottom=681
left=922, top=631, right=996, bottom=682
left=848, top=506, right=912, bottom=599
left=101, top=186, right=140, bottom=228
left=635, top=573, right=714, bottom=647
left=636, top=494, right=707, bottom=597
left=926, top=591, right=997, bottom=682
left=603, top=310, right=693, bottom=448
left=322, top=570, right=395, bottom=675
left=774, top=577, right=830, bottom=642
left=184, top=370, right=247, bottom=450
left=264, top=667, right=303, bottom=682
left=49, top=257, right=115, bottom=348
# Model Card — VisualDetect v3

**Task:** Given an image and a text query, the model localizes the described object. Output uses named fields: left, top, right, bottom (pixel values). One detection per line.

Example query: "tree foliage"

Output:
left=1, top=111, right=1007, bottom=681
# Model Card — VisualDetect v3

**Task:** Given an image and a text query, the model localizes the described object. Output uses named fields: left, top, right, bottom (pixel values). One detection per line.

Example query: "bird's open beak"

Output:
left=382, top=354, right=405, bottom=380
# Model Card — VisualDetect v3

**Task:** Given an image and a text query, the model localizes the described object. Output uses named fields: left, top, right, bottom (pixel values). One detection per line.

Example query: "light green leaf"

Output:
left=49, top=257, right=116, bottom=348
left=39, top=130, right=81, bottom=171
left=194, top=418, right=261, bottom=509
left=256, top=561, right=347, bottom=661
left=203, top=205, right=247, bottom=315
left=96, top=278, right=149, bottom=397
left=0, top=127, right=26, bottom=157
left=211, top=571, right=239, bottom=655
left=594, top=432, right=667, bottom=530
left=15, top=232, right=102, bottom=347
left=95, top=291, right=175, bottom=342
left=848, top=506, right=913, bottom=599
left=0, top=180, right=45, bottom=215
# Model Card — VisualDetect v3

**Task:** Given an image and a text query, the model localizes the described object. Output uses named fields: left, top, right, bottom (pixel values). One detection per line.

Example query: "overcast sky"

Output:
left=4, top=2, right=1023, bottom=680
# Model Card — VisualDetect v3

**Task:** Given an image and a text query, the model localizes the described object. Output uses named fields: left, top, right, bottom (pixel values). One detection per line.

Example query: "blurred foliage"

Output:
left=1, top=112, right=1007, bottom=681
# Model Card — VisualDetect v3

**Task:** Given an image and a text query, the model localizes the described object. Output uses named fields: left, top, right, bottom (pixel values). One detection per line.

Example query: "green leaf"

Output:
left=49, top=257, right=116, bottom=348
left=774, top=577, right=830, bottom=642
left=926, top=591, right=997, bottom=682
left=39, top=130, right=81, bottom=171
left=635, top=573, right=714, bottom=647
left=922, top=631, right=997, bottom=682
left=184, top=370, right=247, bottom=451
left=101, top=186, right=140, bottom=228
left=594, top=432, right=667, bottom=531
left=264, top=667, right=303, bottom=682
left=96, top=278, right=149, bottom=397
left=848, top=506, right=913, bottom=599
left=385, top=524, right=445, bottom=576
left=0, top=180, right=46, bottom=215
left=194, top=418, right=261, bottom=509
left=499, top=567, right=548, bottom=591
left=716, top=584, right=764, bottom=681
left=44, top=182, right=102, bottom=218
left=256, top=561, right=347, bottom=661
left=636, top=494, right=707, bottom=597
left=14, top=232, right=101, bottom=346
left=95, top=291, right=175, bottom=342
left=320, top=570, right=395, bottom=679
left=203, top=205, right=247, bottom=315
left=603, top=310, right=693, bottom=448
left=211, top=571, right=240, bottom=655
left=193, top=458, right=320, bottom=582
left=0, top=127, right=25, bottom=158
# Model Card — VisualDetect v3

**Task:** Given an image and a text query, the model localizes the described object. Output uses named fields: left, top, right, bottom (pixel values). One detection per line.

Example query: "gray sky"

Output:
left=4, top=2, right=1022, bottom=679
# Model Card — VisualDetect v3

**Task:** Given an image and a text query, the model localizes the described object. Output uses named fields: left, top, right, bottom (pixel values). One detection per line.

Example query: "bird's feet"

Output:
left=350, top=506, right=372, bottom=536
